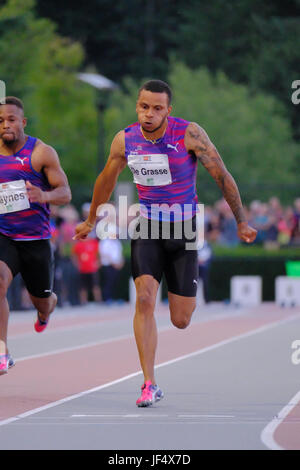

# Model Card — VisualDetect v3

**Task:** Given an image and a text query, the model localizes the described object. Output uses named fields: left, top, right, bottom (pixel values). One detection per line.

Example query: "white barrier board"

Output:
left=275, top=276, right=300, bottom=307
left=230, top=275, right=262, bottom=306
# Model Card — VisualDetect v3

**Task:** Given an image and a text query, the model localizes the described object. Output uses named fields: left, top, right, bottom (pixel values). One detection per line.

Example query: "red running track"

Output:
left=1, top=304, right=300, bottom=449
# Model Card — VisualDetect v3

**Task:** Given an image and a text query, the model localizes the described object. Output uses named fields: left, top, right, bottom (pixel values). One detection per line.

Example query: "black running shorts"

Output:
left=131, top=217, right=198, bottom=297
left=0, top=233, right=54, bottom=298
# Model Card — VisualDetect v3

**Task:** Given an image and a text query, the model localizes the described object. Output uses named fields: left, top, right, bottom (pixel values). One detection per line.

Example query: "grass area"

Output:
left=121, top=240, right=300, bottom=259
left=211, top=243, right=300, bottom=258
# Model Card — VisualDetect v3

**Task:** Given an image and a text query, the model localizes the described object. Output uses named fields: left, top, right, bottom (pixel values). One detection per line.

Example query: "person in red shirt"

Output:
left=72, top=236, right=101, bottom=304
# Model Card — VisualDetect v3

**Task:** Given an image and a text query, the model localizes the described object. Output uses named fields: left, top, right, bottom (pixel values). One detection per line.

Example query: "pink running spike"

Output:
left=136, top=380, right=164, bottom=407
left=34, top=312, right=49, bottom=333
left=0, top=355, right=8, bottom=375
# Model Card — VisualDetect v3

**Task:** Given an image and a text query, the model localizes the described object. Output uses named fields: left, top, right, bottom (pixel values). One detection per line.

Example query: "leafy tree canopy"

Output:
left=0, top=0, right=98, bottom=185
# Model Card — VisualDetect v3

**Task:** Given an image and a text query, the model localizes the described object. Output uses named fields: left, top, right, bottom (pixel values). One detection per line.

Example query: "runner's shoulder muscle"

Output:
left=31, top=139, right=60, bottom=173
left=107, top=130, right=126, bottom=170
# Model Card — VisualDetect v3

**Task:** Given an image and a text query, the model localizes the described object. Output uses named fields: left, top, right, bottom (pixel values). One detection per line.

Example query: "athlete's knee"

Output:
left=135, top=276, right=158, bottom=312
left=0, top=262, right=13, bottom=299
left=170, top=303, right=196, bottom=329
left=136, top=290, right=156, bottom=313
left=31, top=292, right=57, bottom=314
left=171, top=314, right=191, bottom=329
left=0, top=275, right=10, bottom=299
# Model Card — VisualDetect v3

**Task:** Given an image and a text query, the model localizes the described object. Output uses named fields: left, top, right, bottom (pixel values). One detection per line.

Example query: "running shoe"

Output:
left=7, top=353, right=15, bottom=369
left=34, top=312, right=49, bottom=333
left=136, top=380, right=164, bottom=407
left=0, top=355, right=9, bottom=375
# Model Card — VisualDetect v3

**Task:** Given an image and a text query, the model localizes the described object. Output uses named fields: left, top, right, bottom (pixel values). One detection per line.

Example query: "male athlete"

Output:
left=0, top=96, right=71, bottom=375
left=74, top=80, right=257, bottom=406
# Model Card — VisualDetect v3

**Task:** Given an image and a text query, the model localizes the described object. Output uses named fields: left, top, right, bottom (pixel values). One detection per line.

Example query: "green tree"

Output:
left=247, top=16, right=300, bottom=139
left=34, top=0, right=300, bottom=143
left=169, top=63, right=298, bottom=204
left=35, top=0, right=182, bottom=82
left=177, top=0, right=300, bottom=140
left=0, top=0, right=98, bottom=186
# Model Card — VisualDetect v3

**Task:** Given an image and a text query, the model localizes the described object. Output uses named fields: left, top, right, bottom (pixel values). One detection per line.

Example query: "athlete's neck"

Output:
left=140, top=120, right=168, bottom=144
left=0, top=135, right=27, bottom=155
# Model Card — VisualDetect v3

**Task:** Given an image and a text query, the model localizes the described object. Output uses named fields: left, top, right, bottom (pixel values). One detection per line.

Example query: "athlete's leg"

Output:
left=19, top=239, right=56, bottom=327
left=0, top=261, right=13, bottom=355
left=133, top=274, right=160, bottom=385
left=168, top=292, right=196, bottom=329
left=164, top=220, right=198, bottom=328
left=131, top=223, right=164, bottom=385
left=29, top=292, right=57, bottom=323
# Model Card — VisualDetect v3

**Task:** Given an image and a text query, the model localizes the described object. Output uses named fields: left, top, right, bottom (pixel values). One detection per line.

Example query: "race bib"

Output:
left=128, top=154, right=172, bottom=186
left=0, top=179, right=30, bottom=214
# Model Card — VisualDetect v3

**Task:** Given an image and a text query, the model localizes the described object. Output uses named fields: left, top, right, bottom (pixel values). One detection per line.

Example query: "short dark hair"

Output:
left=0, top=96, right=24, bottom=111
left=138, top=80, right=172, bottom=105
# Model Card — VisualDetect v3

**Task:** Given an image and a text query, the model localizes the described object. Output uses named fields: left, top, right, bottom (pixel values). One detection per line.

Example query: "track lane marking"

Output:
left=1, top=312, right=299, bottom=429
left=261, top=390, right=300, bottom=450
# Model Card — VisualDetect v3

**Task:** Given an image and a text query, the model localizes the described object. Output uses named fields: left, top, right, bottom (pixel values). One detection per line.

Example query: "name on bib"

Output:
left=128, top=154, right=172, bottom=186
left=0, top=179, right=30, bottom=214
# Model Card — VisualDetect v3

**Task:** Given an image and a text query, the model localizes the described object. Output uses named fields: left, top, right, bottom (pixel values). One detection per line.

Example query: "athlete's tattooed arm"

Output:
left=185, top=122, right=257, bottom=243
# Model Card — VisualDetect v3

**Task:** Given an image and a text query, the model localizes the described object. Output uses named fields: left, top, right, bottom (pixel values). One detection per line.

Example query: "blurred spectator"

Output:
left=204, top=206, right=221, bottom=243
left=248, top=201, right=269, bottom=244
left=197, top=240, right=213, bottom=303
left=50, top=205, right=65, bottom=307
left=56, top=204, right=81, bottom=306
left=268, top=196, right=283, bottom=220
left=99, top=224, right=125, bottom=303
left=81, top=202, right=97, bottom=238
left=291, top=198, right=300, bottom=245
left=8, top=195, right=300, bottom=311
left=7, top=274, right=25, bottom=311
left=277, top=206, right=297, bottom=246
left=216, top=199, right=239, bottom=246
left=264, top=216, right=279, bottom=246
left=72, top=235, right=101, bottom=304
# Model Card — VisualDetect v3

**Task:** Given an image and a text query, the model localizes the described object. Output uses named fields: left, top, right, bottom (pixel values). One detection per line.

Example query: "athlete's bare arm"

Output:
left=28, top=141, right=71, bottom=205
left=185, top=122, right=257, bottom=243
left=74, top=130, right=127, bottom=240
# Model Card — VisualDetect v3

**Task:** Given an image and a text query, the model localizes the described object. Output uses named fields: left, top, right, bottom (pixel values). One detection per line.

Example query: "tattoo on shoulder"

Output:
left=187, top=124, right=245, bottom=224
left=188, top=123, right=211, bottom=154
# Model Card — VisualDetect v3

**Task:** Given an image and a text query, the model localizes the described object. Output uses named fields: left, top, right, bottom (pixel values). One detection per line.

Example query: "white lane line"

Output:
left=71, top=414, right=169, bottom=418
left=70, top=414, right=233, bottom=419
left=13, top=334, right=134, bottom=362
left=0, top=371, right=142, bottom=427
left=178, top=414, right=235, bottom=418
left=1, top=312, right=300, bottom=428
left=13, top=326, right=174, bottom=362
left=12, top=310, right=300, bottom=363
left=154, top=313, right=300, bottom=371
left=260, top=390, right=300, bottom=450
left=16, top=310, right=297, bottom=364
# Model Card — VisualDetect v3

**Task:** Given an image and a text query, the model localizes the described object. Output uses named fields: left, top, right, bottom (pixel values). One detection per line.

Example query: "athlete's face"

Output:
left=0, top=105, right=26, bottom=145
left=136, top=90, right=172, bottom=134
